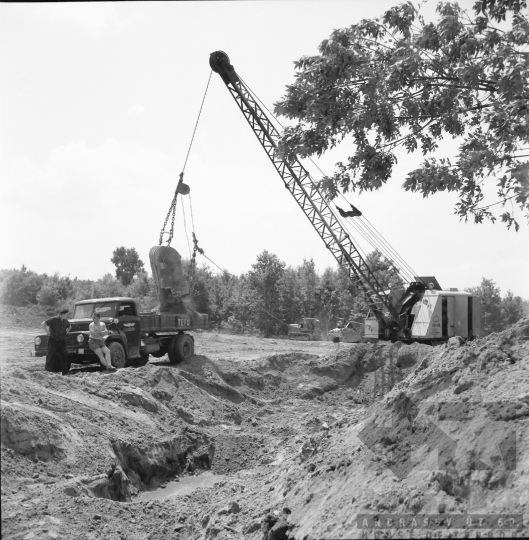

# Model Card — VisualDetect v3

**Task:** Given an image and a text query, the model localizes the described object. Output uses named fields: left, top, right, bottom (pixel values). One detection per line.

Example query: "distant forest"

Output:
left=1, top=248, right=527, bottom=337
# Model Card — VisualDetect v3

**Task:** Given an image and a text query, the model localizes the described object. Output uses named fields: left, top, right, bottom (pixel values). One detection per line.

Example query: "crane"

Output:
left=209, top=51, right=480, bottom=343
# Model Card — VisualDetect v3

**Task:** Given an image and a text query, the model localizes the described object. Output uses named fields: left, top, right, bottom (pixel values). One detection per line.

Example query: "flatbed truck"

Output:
left=33, top=296, right=207, bottom=372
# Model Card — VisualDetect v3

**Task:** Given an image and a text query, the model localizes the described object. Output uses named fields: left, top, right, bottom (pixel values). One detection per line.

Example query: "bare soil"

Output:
left=1, top=308, right=528, bottom=539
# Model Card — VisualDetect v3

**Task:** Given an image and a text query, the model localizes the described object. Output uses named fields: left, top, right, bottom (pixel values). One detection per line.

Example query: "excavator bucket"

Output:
left=149, top=246, right=190, bottom=312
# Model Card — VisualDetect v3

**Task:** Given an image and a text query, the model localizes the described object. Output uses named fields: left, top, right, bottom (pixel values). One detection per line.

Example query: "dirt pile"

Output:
left=1, top=319, right=528, bottom=539
left=249, top=319, right=529, bottom=540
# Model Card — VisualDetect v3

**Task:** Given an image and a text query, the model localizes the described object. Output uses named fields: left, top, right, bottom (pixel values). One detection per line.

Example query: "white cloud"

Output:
left=127, top=104, right=145, bottom=118
left=27, top=3, right=121, bottom=36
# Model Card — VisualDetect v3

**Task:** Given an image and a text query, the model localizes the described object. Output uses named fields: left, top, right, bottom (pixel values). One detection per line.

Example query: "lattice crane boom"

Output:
left=209, top=51, right=405, bottom=335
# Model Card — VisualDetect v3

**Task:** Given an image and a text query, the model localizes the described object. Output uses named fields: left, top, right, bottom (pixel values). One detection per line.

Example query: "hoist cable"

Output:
left=329, top=187, right=417, bottom=283
left=239, top=76, right=285, bottom=133
left=180, top=197, right=192, bottom=259
left=277, top=117, right=419, bottom=283
left=356, top=214, right=416, bottom=278
left=322, top=188, right=413, bottom=286
left=182, top=70, right=213, bottom=173
left=242, top=77, right=417, bottom=269
left=355, top=217, right=416, bottom=283
left=239, top=74, right=422, bottom=288
left=240, top=78, right=394, bottom=273
left=360, top=215, right=423, bottom=283
left=189, top=192, right=196, bottom=232
left=201, top=253, right=228, bottom=275
left=159, top=71, right=212, bottom=247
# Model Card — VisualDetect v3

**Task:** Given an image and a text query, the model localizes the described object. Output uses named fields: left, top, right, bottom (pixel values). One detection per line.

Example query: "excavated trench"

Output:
left=111, top=427, right=215, bottom=491
left=95, top=343, right=427, bottom=503
left=3, top=343, right=428, bottom=507
left=63, top=428, right=228, bottom=503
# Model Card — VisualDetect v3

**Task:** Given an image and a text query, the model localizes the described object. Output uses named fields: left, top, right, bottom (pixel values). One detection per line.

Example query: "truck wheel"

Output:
left=168, top=335, right=194, bottom=364
left=108, top=342, right=126, bottom=369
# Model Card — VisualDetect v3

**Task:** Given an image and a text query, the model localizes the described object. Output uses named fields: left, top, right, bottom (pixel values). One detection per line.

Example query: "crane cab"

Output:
left=410, top=289, right=481, bottom=341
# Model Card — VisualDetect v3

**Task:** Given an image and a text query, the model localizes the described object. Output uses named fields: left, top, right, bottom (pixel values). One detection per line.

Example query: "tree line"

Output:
left=0, top=247, right=526, bottom=337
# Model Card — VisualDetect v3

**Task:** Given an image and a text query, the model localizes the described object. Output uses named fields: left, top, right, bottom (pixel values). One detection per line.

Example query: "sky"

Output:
left=1, top=1, right=528, bottom=298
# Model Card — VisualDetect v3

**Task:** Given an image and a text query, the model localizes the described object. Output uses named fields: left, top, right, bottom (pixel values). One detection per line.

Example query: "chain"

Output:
left=159, top=173, right=184, bottom=247
left=188, top=232, right=204, bottom=278
left=185, top=232, right=204, bottom=298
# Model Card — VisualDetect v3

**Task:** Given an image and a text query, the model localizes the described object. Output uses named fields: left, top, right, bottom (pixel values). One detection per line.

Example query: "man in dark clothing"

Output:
left=42, top=308, right=71, bottom=375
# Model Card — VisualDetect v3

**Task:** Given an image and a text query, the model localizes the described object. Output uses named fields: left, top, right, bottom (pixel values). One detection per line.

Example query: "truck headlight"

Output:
left=35, top=337, right=42, bottom=346
left=77, top=334, right=84, bottom=343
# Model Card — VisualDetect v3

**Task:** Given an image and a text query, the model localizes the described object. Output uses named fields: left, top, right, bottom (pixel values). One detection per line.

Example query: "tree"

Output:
left=91, top=274, right=125, bottom=299
left=366, top=249, right=404, bottom=289
left=522, top=297, right=529, bottom=316
left=111, top=247, right=145, bottom=286
left=275, top=0, right=529, bottom=229
left=298, top=258, right=319, bottom=317
left=278, top=266, right=303, bottom=327
left=1, top=266, right=43, bottom=306
left=315, top=270, right=342, bottom=331
left=467, top=277, right=503, bottom=334
left=37, top=274, right=72, bottom=307
left=248, top=251, right=286, bottom=336
left=501, top=289, right=525, bottom=325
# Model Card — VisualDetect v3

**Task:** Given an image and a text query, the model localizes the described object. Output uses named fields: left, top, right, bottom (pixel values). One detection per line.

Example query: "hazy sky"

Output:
left=1, top=1, right=528, bottom=297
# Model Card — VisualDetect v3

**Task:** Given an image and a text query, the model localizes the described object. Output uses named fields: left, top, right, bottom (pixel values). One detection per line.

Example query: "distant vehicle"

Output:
left=288, top=317, right=320, bottom=341
left=326, top=321, right=364, bottom=343
left=33, top=297, right=207, bottom=373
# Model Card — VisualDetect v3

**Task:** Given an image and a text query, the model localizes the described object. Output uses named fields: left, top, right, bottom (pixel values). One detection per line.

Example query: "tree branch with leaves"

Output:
left=275, top=0, right=528, bottom=229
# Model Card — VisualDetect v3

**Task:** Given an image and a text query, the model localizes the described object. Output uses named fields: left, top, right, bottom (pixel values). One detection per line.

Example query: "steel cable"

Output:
left=235, top=74, right=424, bottom=291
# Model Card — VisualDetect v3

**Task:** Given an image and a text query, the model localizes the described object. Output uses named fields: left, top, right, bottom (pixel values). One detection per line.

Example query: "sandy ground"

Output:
left=1, top=317, right=528, bottom=540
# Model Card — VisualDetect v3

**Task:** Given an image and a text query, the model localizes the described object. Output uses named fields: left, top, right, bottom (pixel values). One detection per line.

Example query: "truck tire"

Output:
left=168, top=334, right=194, bottom=364
left=108, top=342, right=126, bottom=369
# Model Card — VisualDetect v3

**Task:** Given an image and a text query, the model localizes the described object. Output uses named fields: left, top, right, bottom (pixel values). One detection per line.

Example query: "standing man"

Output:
left=41, top=308, right=71, bottom=375
left=329, top=322, right=344, bottom=359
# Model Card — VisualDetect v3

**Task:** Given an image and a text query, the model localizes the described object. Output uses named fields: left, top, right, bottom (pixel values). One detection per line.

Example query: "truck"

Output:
left=34, top=177, right=209, bottom=372
left=209, top=51, right=481, bottom=344
left=326, top=321, right=365, bottom=344
left=33, top=297, right=208, bottom=372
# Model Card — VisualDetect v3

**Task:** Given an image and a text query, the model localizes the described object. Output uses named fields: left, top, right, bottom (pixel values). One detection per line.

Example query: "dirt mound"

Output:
left=256, top=318, right=529, bottom=540
left=1, top=400, right=82, bottom=462
left=1, top=320, right=527, bottom=539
